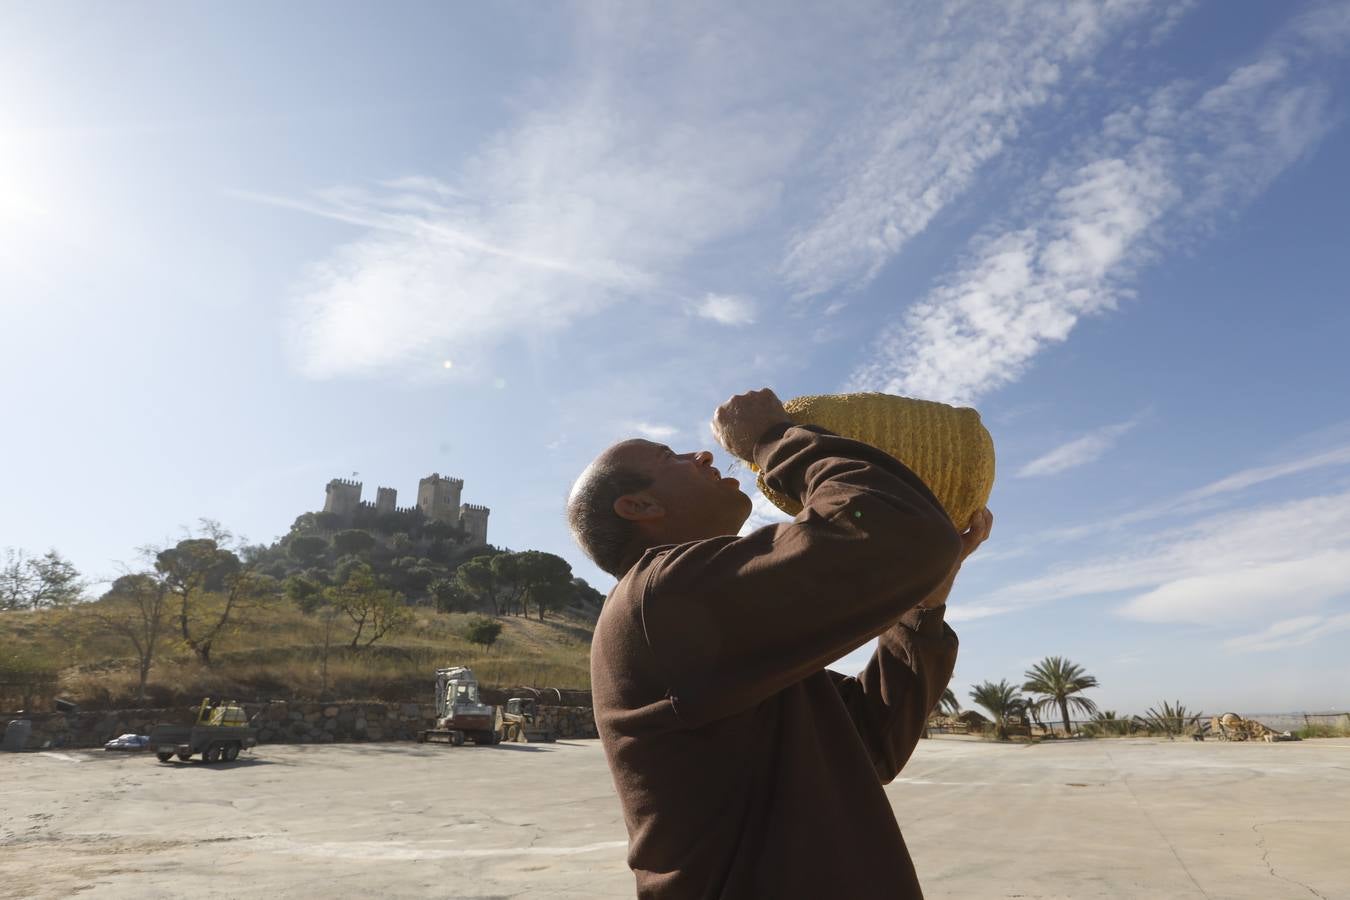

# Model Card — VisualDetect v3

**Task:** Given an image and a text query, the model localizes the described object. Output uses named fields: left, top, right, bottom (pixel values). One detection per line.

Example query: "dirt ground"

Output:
left=2, top=737, right=1347, bottom=898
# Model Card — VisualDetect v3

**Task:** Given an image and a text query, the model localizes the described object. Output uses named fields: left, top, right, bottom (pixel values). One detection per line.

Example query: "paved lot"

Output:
left=2, top=737, right=1347, bottom=898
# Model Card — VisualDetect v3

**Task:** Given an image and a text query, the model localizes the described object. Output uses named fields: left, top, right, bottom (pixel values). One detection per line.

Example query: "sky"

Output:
left=2, top=0, right=1348, bottom=716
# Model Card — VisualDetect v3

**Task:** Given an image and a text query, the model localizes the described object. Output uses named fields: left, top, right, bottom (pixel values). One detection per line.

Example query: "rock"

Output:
left=324, top=706, right=340, bottom=718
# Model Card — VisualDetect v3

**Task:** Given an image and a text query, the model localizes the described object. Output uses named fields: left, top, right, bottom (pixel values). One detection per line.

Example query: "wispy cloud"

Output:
left=246, top=22, right=809, bottom=380
left=1018, top=416, right=1143, bottom=477
left=781, top=0, right=1161, bottom=298
left=1224, top=611, right=1350, bottom=653
left=694, top=293, right=756, bottom=326
left=951, top=485, right=1350, bottom=632
left=246, top=2, right=1175, bottom=382
left=630, top=422, right=680, bottom=441
left=1041, top=439, right=1350, bottom=543
left=848, top=7, right=1347, bottom=404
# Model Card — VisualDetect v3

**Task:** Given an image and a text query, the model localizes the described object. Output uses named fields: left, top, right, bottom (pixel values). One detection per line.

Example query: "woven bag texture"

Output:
left=750, top=393, right=995, bottom=530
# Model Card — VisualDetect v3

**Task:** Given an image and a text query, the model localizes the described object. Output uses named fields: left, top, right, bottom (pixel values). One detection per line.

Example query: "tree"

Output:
left=1085, top=710, right=1132, bottom=737
left=288, top=535, right=329, bottom=566
left=938, top=687, right=961, bottom=716
left=333, top=529, right=375, bottom=557
left=315, top=599, right=342, bottom=700
left=569, top=577, right=606, bottom=620
left=463, top=615, right=502, bottom=649
left=490, top=553, right=529, bottom=616
left=1, top=548, right=85, bottom=610
left=86, top=573, right=170, bottom=705
left=517, top=551, right=574, bottom=620
left=1136, top=700, right=1201, bottom=740
left=153, top=525, right=267, bottom=666
left=429, top=578, right=476, bottom=613
left=969, top=679, right=1024, bottom=740
left=1022, top=656, right=1099, bottom=735
left=456, top=556, right=504, bottom=615
left=325, top=564, right=412, bottom=649
left=284, top=575, right=325, bottom=614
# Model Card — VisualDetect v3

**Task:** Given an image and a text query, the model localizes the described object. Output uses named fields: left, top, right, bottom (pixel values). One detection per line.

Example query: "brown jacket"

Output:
left=591, top=423, right=963, bottom=899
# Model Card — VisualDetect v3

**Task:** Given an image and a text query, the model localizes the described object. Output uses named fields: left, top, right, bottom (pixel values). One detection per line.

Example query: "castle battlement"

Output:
left=321, top=470, right=489, bottom=546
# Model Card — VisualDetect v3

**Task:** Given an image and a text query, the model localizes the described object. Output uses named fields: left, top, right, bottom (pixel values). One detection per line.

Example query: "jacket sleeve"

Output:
left=639, top=423, right=961, bottom=728
left=827, top=605, right=959, bottom=783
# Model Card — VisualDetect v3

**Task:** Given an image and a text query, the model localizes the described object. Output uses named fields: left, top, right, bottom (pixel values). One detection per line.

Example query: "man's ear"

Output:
left=614, top=493, right=664, bottom=522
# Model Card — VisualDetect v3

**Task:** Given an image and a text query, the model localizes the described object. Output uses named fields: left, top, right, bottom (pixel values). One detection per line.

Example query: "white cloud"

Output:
left=629, top=422, right=680, bottom=441
left=252, top=13, right=812, bottom=381
left=1223, top=611, right=1350, bottom=653
left=1119, top=550, right=1350, bottom=624
left=780, top=1, right=1159, bottom=298
left=847, top=14, right=1345, bottom=405
left=694, top=293, right=756, bottom=326
left=1041, top=439, right=1350, bottom=543
left=740, top=490, right=793, bottom=535
left=951, top=485, right=1350, bottom=632
left=1017, top=417, right=1142, bottom=477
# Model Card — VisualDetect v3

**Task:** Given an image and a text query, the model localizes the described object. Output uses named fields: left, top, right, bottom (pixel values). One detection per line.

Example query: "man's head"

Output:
left=567, top=439, right=752, bottom=578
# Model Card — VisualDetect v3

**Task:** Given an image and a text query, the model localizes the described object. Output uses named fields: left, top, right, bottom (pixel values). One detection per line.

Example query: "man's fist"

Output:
left=711, top=388, right=792, bottom=462
left=957, top=508, right=993, bottom=562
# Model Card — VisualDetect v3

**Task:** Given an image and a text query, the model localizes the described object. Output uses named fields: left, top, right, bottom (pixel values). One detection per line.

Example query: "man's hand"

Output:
left=711, top=388, right=793, bottom=462
left=957, top=507, right=993, bottom=563
left=918, top=507, right=993, bottom=609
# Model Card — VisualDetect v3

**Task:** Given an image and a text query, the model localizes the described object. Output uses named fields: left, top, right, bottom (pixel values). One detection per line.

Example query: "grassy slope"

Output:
left=0, top=602, right=595, bottom=710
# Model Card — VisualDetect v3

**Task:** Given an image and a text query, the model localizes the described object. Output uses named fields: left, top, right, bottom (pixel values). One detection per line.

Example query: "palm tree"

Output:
left=1087, top=710, right=1131, bottom=737
left=1022, top=656, right=1099, bottom=735
left=969, top=679, right=1023, bottom=739
left=1136, top=700, right=1201, bottom=740
left=938, top=687, right=961, bottom=716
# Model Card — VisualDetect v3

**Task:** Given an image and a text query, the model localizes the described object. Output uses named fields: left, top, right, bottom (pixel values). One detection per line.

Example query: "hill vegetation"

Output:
left=1, top=511, right=606, bottom=712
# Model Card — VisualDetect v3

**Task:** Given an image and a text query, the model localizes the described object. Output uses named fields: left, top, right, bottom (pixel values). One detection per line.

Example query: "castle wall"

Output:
left=417, top=474, right=463, bottom=524
left=323, top=473, right=485, bottom=538
left=323, top=479, right=363, bottom=518
left=460, top=503, right=490, bottom=546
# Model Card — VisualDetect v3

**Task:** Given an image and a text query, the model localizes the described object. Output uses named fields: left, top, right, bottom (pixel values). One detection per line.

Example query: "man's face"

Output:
left=610, top=439, right=752, bottom=542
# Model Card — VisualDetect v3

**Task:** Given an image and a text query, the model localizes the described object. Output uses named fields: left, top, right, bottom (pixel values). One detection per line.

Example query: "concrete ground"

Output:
left=1, top=737, right=1347, bottom=899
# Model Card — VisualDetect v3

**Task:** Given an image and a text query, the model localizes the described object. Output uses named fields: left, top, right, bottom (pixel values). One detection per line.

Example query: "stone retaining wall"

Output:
left=4, top=701, right=597, bottom=750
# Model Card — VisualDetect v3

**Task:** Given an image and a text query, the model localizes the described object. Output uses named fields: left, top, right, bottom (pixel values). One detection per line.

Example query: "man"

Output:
left=568, top=388, right=993, bottom=899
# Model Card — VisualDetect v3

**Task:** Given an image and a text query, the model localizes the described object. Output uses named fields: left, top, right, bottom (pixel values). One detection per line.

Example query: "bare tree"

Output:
left=85, top=573, right=171, bottom=705
left=325, top=564, right=412, bottom=650
left=1, top=548, right=85, bottom=610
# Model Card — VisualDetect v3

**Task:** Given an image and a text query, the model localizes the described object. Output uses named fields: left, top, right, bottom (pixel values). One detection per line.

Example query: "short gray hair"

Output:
left=566, top=462, right=654, bottom=579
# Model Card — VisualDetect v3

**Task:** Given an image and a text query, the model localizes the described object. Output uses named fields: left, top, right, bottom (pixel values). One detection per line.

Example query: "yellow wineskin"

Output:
left=750, top=392, right=995, bottom=530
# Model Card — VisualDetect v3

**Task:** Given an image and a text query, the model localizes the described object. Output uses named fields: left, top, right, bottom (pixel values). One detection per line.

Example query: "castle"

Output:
left=322, top=473, right=490, bottom=547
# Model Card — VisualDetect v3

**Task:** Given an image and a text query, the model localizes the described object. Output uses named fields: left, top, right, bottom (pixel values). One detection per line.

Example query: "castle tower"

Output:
left=417, top=473, right=463, bottom=524
left=459, top=504, right=490, bottom=547
left=323, top=478, right=363, bottom=518
left=375, top=486, right=397, bottom=515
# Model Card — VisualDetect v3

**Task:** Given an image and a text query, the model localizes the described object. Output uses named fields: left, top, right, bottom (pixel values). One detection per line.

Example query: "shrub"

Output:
left=463, top=616, right=502, bottom=649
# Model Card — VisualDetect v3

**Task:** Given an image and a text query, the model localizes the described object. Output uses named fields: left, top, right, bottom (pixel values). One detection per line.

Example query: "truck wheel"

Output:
left=156, top=752, right=174, bottom=763
left=223, top=743, right=240, bottom=762
left=176, top=750, right=193, bottom=762
left=450, top=731, right=465, bottom=747
left=203, top=745, right=221, bottom=763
